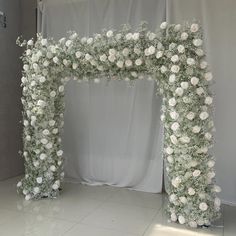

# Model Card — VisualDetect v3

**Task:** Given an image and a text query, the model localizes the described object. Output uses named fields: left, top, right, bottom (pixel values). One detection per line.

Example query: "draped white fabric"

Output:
left=38, top=0, right=166, bottom=193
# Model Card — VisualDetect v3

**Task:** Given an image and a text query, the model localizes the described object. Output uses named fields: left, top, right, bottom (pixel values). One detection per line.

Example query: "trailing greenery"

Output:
left=17, top=21, right=221, bottom=227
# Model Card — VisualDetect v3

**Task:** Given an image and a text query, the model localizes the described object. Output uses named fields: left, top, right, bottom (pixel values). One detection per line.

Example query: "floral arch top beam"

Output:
left=17, top=21, right=221, bottom=227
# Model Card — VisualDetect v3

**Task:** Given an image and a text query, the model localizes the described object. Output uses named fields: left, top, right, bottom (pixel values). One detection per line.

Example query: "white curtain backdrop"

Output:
left=38, top=0, right=166, bottom=193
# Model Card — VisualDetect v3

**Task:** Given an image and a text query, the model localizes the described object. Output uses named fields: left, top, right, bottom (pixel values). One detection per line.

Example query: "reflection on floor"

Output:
left=0, top=176, right=235, bottom=236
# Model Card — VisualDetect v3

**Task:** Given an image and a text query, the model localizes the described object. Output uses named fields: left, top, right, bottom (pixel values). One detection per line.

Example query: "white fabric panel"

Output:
left=39, top=0, right=166, bottom=192
left=167, top=0, right=236, bottom=204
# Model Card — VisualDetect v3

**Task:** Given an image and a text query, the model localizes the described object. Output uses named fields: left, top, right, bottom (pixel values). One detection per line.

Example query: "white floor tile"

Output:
left=143, top=208, right=223, bottom=236
left=63, top=223, right=137, bottom=236
left=108, top=188, right=163, bottom=209
left=0, top=209, right=75, bottom=236
left=81, top=202, right=158, bottom=235
left=223, top=204, right=236, bottom=236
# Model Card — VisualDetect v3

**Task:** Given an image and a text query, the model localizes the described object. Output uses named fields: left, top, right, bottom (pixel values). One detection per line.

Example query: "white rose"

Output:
left=214, top=197, right=221, bottom=207
left=135, top=58, right=142, bottom=66
left=108, top=55, right=116, bottom=62
left=208, top=171, right=216, bottom=179
left=166, top=146, right=173, bottom=155
left=26, top=135, right=31, bottom=141
left=181, top=32, right=188, bottom=40
left=106, top=30, right=113, bottom=38
left=39, top=76, right=46, bottom=83
left=24, top=120, right=29, bottom=126
left=187, top=58, right=195, bottom=65
left=43, top=60, right=49, bottom=67
left=42, top=129, right=50, bottom=136
left=170, top=135, right=178, bottom=144
left=134, top=47, right=141, bottom=55
left=155, top=51, right=163, bottom=59
left=190, top=77, right=199, bottom=86
left=33, top=161, right=39, bottom=167
left=125, top=59, right=132, bottom=67
left=72, top=62, right=78, bottom=70
left=65, top=40, right=72, bottom=47
left=52, top=128, right=58, bottom=134
left=122, top=48, right=129, bottom=56
left=59, top=85, right=64, bottom=92
left=172, top=176, right=181, bottom=188
left=41, top=138, right=48, bottom=145
left=27, top=39, right=33, bottom=46
left=109, top=48, right=116, bottom=55
left=25, top=195, right=31, bottom=201
left=170, top=111, right=179, bottom=120
left=193, top=170, right=201, bottom=177
left=49, top=120, right=55, bottom=126
left=169, top=194, right=177, bottom=202
left=213, top=185, right=221, bottom=193
left=178, top=215, right=186, bottom=224
left=186, top=112, right=195, bottom=120
left=17, top=181, right=22, bottom=187
left=148, top=46, right=156, bottom=55
left=175, top=87, right=184, bottom=96
left=179, top=197, right=187, bottom=204
left=33, top=187, right=40, bottom=194
left=99, top=54, right=107, bottom=62
left=52, top=184, right=59, bottom=190
left=196, top=87, right=204, bottom=95
left=115, top=33, right=122, bottom=40
left=41, top=38, right=47, bottom=46
left=177, top=45, right=185, bottom=53
left=196, top=48, right=204, bottom=56
left=85, top=53, right=92, bottom=61
left=199, top=202, right=208, bottom=211
left=116, top=60, right=124, bottom=68
left=171, top=213, right=177, bottom=222
left=160, top=66, right=167, bottom=73
left=46, top=143, right=52, bottom=149
left=85, top=37, right=93, bottom=44
left=204, top=72, right=213, bottom=81
left=37, top=100, right=46, bottom=107
left=171, top=55, right=179, bottom=63
left=207, top=160, right=215, bottom=168
left=75, top=51, right=82, bottom=58
left=188, top=187, right=195, bottom=195
left=193, top=39, right=203, bottom=47
left=200, top=111, right=209, bottom=120
left=160, top=22, right=167, bottom=29
left=167, top=155, right=173, bottom=163
left=192, top=126, right=201, bottom=133
left=189, top=221, right=197, bottom=228
left=168, top=98, right=176, bottom=107
left=26, top=49, right=31, bottom=55
left=169, top=74, right=176, bottom=83
left=36, top=177, right=43, bottom=184
left=205, top=96, right=213, bottom=105
left=57, top=150, right=63, bottom=156
left=181, top=82, right=188, bottom=89
left=174, top=24, right=181, bottom=31
left=171, top=122, right=180, bottom=131
left=53, top=57, right=59, bottom=64
left=125, top=33, right=133, bottom=40
left=200, top=61, right=208, bottom=69
left=190, top=23, right=199, bottom=32
left=124, top=77, right=130, bottom=82
left=131, top=72, right=138, bottom=77
left=50, top=165, right=56, bottom=172
left=169, top=43, right=176, bottom=50
left=171, top=65, right=180, bottom=73
left=180, top=136, right=190, bottom=143
left=148, top=32, right=156, bottom=40
left=133, top=32, right=139, bottom=40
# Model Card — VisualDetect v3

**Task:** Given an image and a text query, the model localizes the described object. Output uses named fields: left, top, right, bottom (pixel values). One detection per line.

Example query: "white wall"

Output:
left=0, top=0, right=36, bottom=180
left=167, top=0, right=236, bottom=204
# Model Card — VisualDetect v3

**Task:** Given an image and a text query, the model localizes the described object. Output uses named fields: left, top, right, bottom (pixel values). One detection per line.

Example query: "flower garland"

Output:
left=17, top=21, right=221, bottom=227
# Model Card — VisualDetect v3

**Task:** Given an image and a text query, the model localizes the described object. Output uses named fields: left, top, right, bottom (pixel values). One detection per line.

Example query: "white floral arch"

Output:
left=17, top=22, right=221, bottom=227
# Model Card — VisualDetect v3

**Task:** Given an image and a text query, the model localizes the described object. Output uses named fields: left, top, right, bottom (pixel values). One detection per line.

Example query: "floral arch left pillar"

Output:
left=17, top=39, right=66, bottom=199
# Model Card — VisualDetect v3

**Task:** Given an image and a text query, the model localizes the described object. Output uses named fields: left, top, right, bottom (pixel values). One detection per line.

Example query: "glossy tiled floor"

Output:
left=0, top=176, right=235, bottom=236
